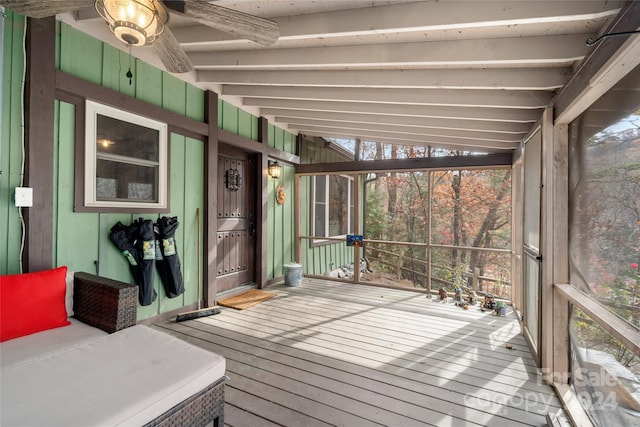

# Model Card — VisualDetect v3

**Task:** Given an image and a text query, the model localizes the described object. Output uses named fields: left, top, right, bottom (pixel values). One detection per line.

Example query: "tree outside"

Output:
left=359, top=145, right=512, bottom=298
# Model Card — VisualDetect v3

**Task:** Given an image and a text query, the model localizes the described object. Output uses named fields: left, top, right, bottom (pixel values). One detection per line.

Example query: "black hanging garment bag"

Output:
left=136, top=219, right=158, bottom=305
left=109, top=219, right=157, bottom=306
left=155, top=216, right=185, bottom=298
left=109, top=221, right=143, bottom=288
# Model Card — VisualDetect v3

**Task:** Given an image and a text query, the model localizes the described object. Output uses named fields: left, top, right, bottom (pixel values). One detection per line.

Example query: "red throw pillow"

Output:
left=1, top=266, right=71, bottom=342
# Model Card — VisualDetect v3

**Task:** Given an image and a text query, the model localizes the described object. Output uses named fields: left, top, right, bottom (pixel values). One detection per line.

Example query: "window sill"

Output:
left=551, top=382, right=594, bottom=427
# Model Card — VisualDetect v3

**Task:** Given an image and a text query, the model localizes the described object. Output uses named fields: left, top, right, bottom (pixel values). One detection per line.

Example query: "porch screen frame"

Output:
left=522, top=127, right=543, bottom=363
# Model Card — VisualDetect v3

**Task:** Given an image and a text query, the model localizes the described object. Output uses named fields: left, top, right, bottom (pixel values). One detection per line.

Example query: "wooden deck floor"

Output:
left=154, top=278, right=563, bottom=427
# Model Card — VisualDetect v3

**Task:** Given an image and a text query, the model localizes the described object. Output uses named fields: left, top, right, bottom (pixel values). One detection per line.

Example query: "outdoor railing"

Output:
left=300, top=236, right=512, bottom=300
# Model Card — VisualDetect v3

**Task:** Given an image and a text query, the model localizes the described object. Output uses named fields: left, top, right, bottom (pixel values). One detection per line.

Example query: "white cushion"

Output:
left=65, top=269, right=75, bottom=316
left=1, top=325, right=226, bottom=427
left=0, top=318, right=107, bottom=370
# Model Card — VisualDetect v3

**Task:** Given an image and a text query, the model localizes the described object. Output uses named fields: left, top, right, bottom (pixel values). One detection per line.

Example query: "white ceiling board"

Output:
left=269, top=111, right=532, bottom=134
left=221, top=85, right=553, bottom=108
left=47, top=0, right=627, bottom=152
left=243, top=99, right=542, bottom=123
left=283, top=119, right=524, bottom=142
left=189, top=35, right=589, bottom=69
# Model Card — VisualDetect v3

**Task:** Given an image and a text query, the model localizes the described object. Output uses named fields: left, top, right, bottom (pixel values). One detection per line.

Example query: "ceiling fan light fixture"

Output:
left=95, top=0, right=167, bottom=46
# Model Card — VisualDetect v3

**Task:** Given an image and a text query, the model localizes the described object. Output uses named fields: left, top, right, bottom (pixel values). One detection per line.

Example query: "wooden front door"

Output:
left=216, top=145, right=256, bottom=293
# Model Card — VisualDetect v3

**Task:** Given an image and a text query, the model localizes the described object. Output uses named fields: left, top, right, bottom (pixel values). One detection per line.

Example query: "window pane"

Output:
left=570, top=308, right=640, bottom=425
left=96, top=159, right=158, bottom=202
left=85, top=101, right=167, bottom=211
left=312, top=175, right=355, bottom=239
left=329, top=175, right=349, bottom=236
left=569, top=63, right=640, bottom=331
left=97, top=114, right=159, bottom=162
left=315, top=176, right=326, bottom=202
left=569, top=62, right=640, bottom=426
left=314, top=176, right=326, bottom=236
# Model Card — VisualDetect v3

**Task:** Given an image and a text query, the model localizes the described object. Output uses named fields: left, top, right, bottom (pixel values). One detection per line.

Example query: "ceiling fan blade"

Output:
left=166, top=0, right=279, bottom=45
left=0, top=0, right=93, bottom=18
left=153, top=27, right=194, bottom=73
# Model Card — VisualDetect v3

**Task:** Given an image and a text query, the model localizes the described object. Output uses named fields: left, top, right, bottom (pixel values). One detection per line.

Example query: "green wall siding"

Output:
left=265, top=120, right=297, bottom=280
left=3, top=17, right=299, bottom=306
left=54, top=24, right=207, bottom=320
left=0, top=12, right=26, bottom=275
left=218, top=99, right=259, bottom=140
left=267, top=123, right=294, bottom=151
left=267, top=164, right=295, bottom=279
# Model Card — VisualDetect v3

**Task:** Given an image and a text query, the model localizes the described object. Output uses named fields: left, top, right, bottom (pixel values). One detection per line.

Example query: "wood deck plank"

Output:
left=203, top=300, right=553, bottom=395
left=225, top=297, right=539, bottom=375
left=275, top=285, right=530, bottom=353
left=176, top=318, right=554, bottom=405
left=224, top=403, right=283, bottom=427
left=160, top=321, right=550, bottom=427
left=155, top=279, right=562, bottom=427
left=286, top=281, right=528, bottom=346
left=224, top=379, right=333, bottom=427
left=212, top=310, right=542, bottom=391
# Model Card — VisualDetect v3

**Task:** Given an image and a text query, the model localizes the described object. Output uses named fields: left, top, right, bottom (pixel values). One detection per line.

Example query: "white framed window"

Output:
left=84, top=100, right=168, bottom=211
left=312, top=175, right=354, bottom=240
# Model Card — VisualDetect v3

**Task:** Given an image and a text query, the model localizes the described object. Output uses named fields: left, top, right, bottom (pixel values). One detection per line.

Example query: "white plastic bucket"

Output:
left=283, top=263, right=303, bottom=287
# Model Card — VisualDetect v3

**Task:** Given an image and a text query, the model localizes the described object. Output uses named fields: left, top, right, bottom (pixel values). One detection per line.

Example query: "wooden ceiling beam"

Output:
left=221, top=85, right=553, bottom=108
left=209, top=68, right=569, bottom=91
left=269, top=110, right=532, bottom=134
left=295, top=153, right=514, bottom=175
left=246, top=98, right=541, bottom=123
left=174, top=1, right=621, bottom=45
left=298, top=129, right=519, bottom=151
left=283, top=119, right=524, bottom=142
left=190, top=35, right=587, bottom=71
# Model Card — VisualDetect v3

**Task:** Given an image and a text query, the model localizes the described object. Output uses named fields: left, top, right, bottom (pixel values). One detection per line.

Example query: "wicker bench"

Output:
left=1, top=272, right=227, bottom=427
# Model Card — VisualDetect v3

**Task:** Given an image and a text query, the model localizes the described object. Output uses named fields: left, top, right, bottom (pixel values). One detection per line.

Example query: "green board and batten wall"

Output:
left=1, top=13, right=297, bottom=320
left=0, top=12, right=25, bottom=277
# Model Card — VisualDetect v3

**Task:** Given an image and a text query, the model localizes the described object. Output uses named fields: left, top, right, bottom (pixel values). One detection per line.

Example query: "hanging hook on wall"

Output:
left=586, top=30, right=640, bottom=46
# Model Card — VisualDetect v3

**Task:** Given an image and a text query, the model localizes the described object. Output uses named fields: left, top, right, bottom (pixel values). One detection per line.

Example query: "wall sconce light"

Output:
left=268, top=160, right=282, bottom=179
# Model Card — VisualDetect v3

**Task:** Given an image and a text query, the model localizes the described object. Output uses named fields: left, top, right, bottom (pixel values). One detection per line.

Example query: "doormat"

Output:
left=217, top=289, right=277, bottom=310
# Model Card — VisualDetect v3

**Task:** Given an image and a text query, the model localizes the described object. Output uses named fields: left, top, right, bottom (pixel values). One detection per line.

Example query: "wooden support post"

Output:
left=257, top=117, right=269, bottom=287
left=551, top=123, right=570, bottom=382
left=353, top=174, right=361, bottom=282
left=23, top=17, right=56, bottom=272
left=426, top=171, right=433, bottom=293
left=203, top=91, right=218, bottom=306
left=473, top=267, right=480, bottom=292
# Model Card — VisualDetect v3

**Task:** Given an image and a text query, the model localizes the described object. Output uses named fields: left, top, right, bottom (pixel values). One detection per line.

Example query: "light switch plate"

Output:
left=15, top=187, right=33, bottom=207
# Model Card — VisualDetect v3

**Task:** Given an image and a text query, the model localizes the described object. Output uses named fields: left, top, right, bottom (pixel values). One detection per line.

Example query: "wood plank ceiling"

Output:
left=61, top=0, right=624, bottom=153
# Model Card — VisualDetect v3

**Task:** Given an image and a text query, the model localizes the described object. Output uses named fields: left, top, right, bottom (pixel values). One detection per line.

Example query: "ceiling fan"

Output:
left=0, top=0, right=280, bottom=73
